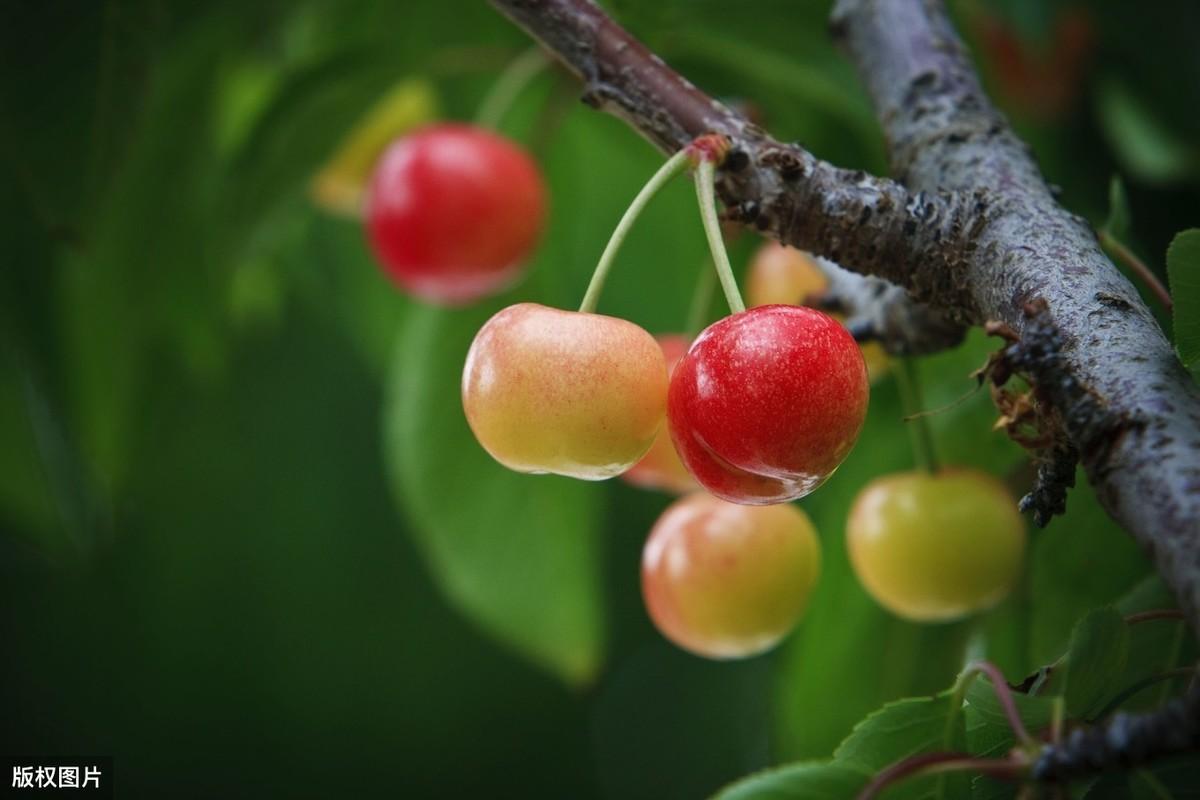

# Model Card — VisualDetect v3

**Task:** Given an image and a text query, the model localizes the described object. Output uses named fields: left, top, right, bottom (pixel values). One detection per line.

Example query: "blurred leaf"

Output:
left=384, top=303, right=604, bottom=685
left=1028, top=474, right=1151, bottom=667
left=594, top=644, right=774, bottom=800
left=1086, top=757, right=1200, bottom=799
left=668, top=32, right=879, bottom=153
left=1116, top=575, right=1176, bottom=615
left=712, top=761, right=869, bottom=800
left=0, top=364, right=58, bottom=540
left=1166, top=228, right=1200, bottom=369
left=834, top=692, right=969, bottom=800
left=1102, top=175, right=1132, bottom=242
left=310, top=78, right=440, bottom=217
left=1096, top=79, right=1199, bottom=184
left=221, top=50, right=402, bottom=245
left=1062, top=608, right=1129, bottom=718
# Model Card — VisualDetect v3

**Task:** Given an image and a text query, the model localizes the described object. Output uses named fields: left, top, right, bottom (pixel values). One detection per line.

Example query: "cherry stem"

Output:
left=1125, top=609, right=1186, bottom=625
left=895, top=358, right=939, bottom=473
left=579, top=149, right=692, bottom=313
left=694, top=158, right=746, bottom=313
left=475, top=46, right=550, bottom=130
left=1098, top=229, right=1173, bottom=312
left=856, top=752, right=1024, bottom=800
left=685, top=259, right=717, bottom=336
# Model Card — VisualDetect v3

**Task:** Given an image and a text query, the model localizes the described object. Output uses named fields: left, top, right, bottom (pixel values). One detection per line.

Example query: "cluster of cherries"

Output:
left=363, top=119, right=1026, bottom=660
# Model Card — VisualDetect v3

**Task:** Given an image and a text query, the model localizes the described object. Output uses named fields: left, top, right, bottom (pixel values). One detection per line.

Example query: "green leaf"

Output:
left=1096, top=79, right=1199, bottom=184
left=1102, top=175, right=1132, bottom=242
left=1062, top=608, right=1130, bottom=718
left=964, top=679, right=1056, bottom=735
left=1166, top=228, right=1200, bottom=369
left=383, top=304, right=604, bottom=685
left=834, top=693, right=968, bottom=800
left=712, top=762, right=869, bottom=800
left=1111, top=577, right=1195, bottom=715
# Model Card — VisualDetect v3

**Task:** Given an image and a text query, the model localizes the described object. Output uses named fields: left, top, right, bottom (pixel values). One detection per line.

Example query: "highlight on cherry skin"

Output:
left=621, top=335, right=699, bottom=495
left=642, top=493, right=821, bottom=659
left=746, top=242, right=889, bottom=381
left=462, top=303, right=668, bottom=480
left=846, top=468, right=1027, bottom=622
left=667, top=304, right=870, bottom=505
left=365, top=123, right=545, bottom=305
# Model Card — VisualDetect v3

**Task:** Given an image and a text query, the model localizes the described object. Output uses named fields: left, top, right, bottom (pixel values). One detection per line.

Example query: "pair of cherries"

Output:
left=366, top=124, right=869, bottom=504
left=461, top=300, right=869, bottom=504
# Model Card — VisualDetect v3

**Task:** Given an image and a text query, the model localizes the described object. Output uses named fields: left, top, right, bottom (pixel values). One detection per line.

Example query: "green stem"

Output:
left=1050, top=696, right=1065, bottom=744
left=895, top=358, right=939, bottom=473
left=694, top=158, right=745, bottom=313
left=685, top=259, right=718, bottom=336
left=474, top=47, right=550, bottom=130
left=579, top=149, right=691, bottom=313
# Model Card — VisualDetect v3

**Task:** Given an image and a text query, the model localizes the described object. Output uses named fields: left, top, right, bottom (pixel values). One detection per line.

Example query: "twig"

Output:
left=856, top=753, right=1024, bottom=800
left=1098, top=230, right=1173, bottom=313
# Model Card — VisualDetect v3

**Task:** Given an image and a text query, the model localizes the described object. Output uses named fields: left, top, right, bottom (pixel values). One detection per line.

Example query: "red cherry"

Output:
left=365, top=124, right=545, bottom=305
left=668, top=305, right=869, bottom=504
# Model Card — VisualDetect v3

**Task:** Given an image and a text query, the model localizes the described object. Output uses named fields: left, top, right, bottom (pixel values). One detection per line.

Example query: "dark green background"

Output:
left=2, top=0, right=1198, bottom=796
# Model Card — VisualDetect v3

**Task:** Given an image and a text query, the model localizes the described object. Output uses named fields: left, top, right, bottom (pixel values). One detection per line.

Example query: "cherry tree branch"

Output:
left=490, top=0, right=965, bottom=355
left=488, top=0, right=1200, bottom=639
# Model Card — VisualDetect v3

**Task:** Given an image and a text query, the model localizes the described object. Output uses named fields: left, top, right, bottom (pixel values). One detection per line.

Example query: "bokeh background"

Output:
left=2, top=0, right=1199, bottom=797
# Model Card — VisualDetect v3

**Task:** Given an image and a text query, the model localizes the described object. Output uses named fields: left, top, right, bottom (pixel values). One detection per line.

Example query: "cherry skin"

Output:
left=462, top=303, right=667, bottom=480
left=746, top=242, right=889, bottom=381
left=668, top=305, right=869, bottom=505
left=621, top=335, right=698, bottom=494
left=642, top=493, right=821, bottom=659
left=846, top=469, right=1026, bottom=622
left=366, top=124, right=545, bottom=305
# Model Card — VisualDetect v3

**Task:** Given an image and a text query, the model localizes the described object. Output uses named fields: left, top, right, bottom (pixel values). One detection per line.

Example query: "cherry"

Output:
left=746, top=242, right=831, bottom=308
left=846, top=469, right=1026, bottom=622
left=621, top=335, right=698, bottom=494
left=365, top=124, right=545, bottom=305
left=668, top=305, right=869, bottom=505
left=462, top=303, right=667, bottom=479
left=746, top=242, right=889, bottom=380
left=641, top=493, right=821, bottom=659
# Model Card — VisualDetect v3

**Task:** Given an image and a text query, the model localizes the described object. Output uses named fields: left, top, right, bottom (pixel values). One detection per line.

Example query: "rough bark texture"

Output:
left=489, top=0, right=1200, bottom=637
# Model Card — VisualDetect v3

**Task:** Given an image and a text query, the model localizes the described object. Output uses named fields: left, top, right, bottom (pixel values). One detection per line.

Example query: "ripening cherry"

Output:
left=846, top=469, right=1026, bottom=622
left=642, top=493, right=821, bottom=659
left=746, top=242, right=888, bottom=381
left=462, top=303, right=667, bottom=480
left=668, top=305, right=870, bottom=505
left=621, top=335, right=699, bottom=494
left=366, top=124, right=545, bottom=305
left=746, top=242, right=831, bottom=308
